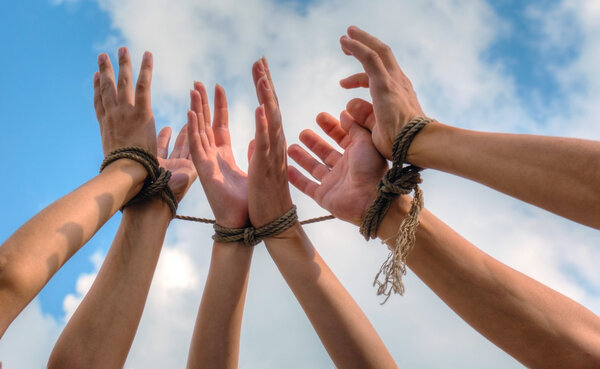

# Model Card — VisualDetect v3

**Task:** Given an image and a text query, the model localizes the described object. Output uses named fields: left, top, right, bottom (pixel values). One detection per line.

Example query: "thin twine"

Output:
left=360, top=117, right=432, bottom=303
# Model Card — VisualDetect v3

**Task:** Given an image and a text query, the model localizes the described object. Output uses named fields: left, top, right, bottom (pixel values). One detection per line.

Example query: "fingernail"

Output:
left=143, top=51, right=151, bottom=61
left=260, top=76, right=270, bottom=91
left=262, top=56, right=269, bottom=69
left=93, top=72, right=100, bottom=82
left=118, top=47, right=126, bottom=58
left=97, top=54, right=107, bottom=65
left=341, top=35, right=350, bottom=42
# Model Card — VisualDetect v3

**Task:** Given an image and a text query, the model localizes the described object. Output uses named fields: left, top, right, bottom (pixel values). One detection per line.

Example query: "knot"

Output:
left=212, top=206, right=298, bottom=247
left=378, top=165, right=422, bottom=197
left=359, top=116, right=433, bottom=303
left=243, top=227, right=260, bottom=247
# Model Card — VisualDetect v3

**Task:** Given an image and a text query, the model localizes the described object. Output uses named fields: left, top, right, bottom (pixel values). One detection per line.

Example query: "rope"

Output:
left=174, top=213, right=335, bottom=225
left=212, top=205, right=300, bottom=246
left=100, top=146, right=178, bottom=216
left=360, top=117, right=432, bottom=303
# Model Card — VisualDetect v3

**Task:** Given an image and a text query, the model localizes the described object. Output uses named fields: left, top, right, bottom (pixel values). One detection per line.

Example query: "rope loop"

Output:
left=100, top=146, right=178, bottom=217
left=360, top=117, right=433, bottom=303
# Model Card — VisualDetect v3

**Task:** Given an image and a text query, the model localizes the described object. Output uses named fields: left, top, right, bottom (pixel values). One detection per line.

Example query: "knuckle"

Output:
left=136, top=79, right=149, bottom=92
left=100, top=82, right=113, bottom=95
left=118, top=75, right=130, bottom=87
left=377, top=42, right=392, bottom=56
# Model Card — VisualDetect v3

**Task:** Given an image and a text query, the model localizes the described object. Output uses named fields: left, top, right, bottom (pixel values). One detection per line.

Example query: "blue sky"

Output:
left=1, top=0, right=598, bottom=367
left=0, top=0, right=578, bottom=335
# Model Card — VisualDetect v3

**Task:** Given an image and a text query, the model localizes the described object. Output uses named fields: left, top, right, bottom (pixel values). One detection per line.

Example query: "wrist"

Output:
left=99, top=158, right=148, bottom=201
left=405, top=121, right=451, bottom=168
left=375, top=196, right=412, bottom=241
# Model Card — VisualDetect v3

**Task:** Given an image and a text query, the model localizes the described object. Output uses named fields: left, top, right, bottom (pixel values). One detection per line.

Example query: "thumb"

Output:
left=346, top=98, right=375, bottom=131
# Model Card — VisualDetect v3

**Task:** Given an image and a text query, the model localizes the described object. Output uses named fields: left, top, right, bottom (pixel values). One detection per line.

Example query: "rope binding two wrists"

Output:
left=360, top=116, right=433, bottom=303
left=100, top=146, right=178, bottom=217
left=212, top=205, right=299, bottom=247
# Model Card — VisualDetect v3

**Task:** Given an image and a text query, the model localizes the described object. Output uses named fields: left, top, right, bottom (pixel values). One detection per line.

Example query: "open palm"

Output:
left=188, top=82, right=249, bottom=229
left=288, top=111, right=387, bottom=226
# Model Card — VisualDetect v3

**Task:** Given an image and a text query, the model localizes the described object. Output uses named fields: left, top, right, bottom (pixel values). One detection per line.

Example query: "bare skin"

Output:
left=48, top=124, right=196, bottom=369
left=248, top=57, right=397, bottom=369
left=339, top=26, right=600, bottom=229
left=288, top=111, right=600, bottom=368
left=186, top=82, right=252, bottom=369
left=0, top=48, right=157, bottom=338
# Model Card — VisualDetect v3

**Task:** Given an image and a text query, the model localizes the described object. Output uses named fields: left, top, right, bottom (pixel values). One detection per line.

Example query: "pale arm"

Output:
left=186, top=82, right=253, bottom=368
left=47, top=199, right=171, bottom=369
left=289, top=111, right=600, bottom=368
left=249, top=58, right=397, bottom=369
left=340, top=26, right=600, bottom=228
left=0, top=160, right=145, bottom=337
left=47, top=123, right=197, bottom=368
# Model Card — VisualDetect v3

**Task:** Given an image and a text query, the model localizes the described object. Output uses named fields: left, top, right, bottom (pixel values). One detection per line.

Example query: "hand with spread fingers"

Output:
left=288, top=111, right=389, bottom=226
left=339, top=25, right=425, bottom=160
left=156, top=125, right=197, bottom=203
left=188, top=82, right=249, bottom=229
left=247, top=58, right=293, bottom=227
left=94, top=48, right=157, bottom=156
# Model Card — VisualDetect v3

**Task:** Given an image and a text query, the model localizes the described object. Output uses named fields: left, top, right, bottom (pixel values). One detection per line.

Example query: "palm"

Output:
left=314, top=131, right=386, bottom=224
left=288, top=111, right=387, bottom=226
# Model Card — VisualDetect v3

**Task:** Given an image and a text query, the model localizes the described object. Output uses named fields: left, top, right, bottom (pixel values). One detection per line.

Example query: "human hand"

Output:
left=94, top=47, right=157, bottom=156
left=188, top=82, right=249, bottom=228
left=288, top=111, right=388, bottom=226
left=156, top=125, right=197, bottom=203
left=247, top=57, right=293, bottom=227
left=339, top=26, right=425, bottom=160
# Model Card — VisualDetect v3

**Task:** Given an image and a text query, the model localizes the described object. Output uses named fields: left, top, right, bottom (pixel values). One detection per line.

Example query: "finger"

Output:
left=93, top=72, right=105, bottom=123
left=340, top=110, right=368, bottom=139
left=134, top=51, right=153, bottom=109
left=97, top=53, right=117, bottom=110
left=298, top=129, right=342, bottom=167
left=157, top=127, right=172, bottom=159
left=187, top=110, right=207, bottom=163
left=339, top=35, right=389, bottom=84
left=255, top=74, right=282, bottom=144
left=345, top=98, right=375, bottom=131
left=287, top=165, right=318, bottom=199
left=315, top=112, right=351, bottom=149
left=347, top=25, right=402, bottom=74
left=339, top=72, right=369, bottom=89
left=288, top=144, right=329, bottom=181
left=116, top=47, right=134, bottom=106
left=248, top=139, right=255, bottom=162
left=254, top=105, right=269, bottom=155
left=193, top=81, right=215, bottom=146
left=170, top=123, right=189, bottom=159
left=212, top=84, right=231, bottom=147
left=261, top=57, right=279, bottom=103
left=190, top=88, right=211, bottom=147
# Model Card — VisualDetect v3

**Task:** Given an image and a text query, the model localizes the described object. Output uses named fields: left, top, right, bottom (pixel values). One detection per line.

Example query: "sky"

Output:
left=0, top=0, right=599, bottom=367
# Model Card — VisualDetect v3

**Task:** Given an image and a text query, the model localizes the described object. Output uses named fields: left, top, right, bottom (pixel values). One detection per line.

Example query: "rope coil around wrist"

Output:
left=100, top=146, right=178, bottom=217
left=360, top=117, right=433, bottom=303
left=213, top=205, right=299, bottom=246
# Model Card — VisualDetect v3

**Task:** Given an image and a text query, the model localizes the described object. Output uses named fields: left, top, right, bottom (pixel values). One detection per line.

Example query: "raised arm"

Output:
left=186, top=82, right=253, bottom=369
left=288, top=111, right=600, bottom=368
left=48, top=124, right=196, bottom=369
left=339, top=26, right=600, bottom=229
left=248, top=58, right=397, bottom=369
left=0, top=48, right=157, bottom=337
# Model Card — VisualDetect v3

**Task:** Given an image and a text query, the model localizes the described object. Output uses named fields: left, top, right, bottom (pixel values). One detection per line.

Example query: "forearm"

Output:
left=265, top=224, right=397, bottom=369
left=48, top=198, right=170, bottom=369
left=379, top=199, right=600, bottom=368
left=187, top=242, right=253, bottom=369
left=0, top=159, right=146, bottom=336
left=406, top=122, right=600, bottom=228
